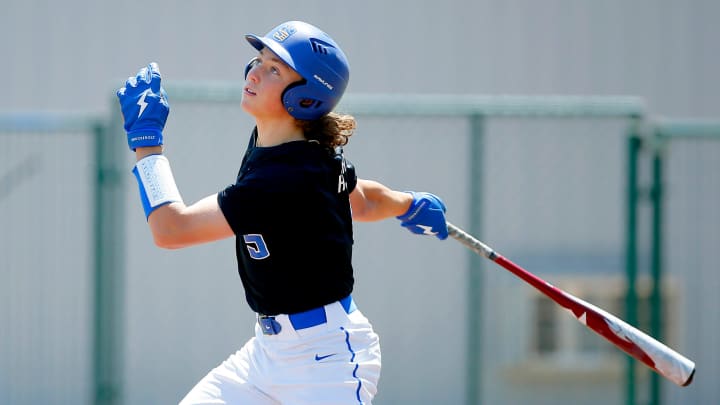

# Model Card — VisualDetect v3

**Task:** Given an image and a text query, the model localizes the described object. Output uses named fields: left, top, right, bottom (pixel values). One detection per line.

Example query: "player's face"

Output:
left=242, top=48, right=302, bottom=119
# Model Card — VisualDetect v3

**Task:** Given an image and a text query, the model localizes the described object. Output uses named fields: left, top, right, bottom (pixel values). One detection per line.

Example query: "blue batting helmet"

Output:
left=245, top=21, right=350, bottom=120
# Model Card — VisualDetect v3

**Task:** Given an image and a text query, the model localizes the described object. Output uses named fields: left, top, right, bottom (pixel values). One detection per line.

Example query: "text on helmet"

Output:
left=272, top=26, right=297, bottom=42
left=313, top=74, right=333, bottom=90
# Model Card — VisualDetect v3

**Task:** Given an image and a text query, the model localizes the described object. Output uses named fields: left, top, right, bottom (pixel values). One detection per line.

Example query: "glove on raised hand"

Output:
left=396, top=191, right=448, bottom=240
left=116, top=62, right=170, bottom=151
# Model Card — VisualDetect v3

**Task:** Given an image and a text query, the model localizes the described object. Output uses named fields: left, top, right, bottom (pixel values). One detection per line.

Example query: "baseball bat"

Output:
left=446, top=222, right=695, bottom=387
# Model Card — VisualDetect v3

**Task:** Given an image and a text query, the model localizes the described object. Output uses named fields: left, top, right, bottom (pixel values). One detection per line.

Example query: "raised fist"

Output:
left=117, top=62, right=170, bottom=151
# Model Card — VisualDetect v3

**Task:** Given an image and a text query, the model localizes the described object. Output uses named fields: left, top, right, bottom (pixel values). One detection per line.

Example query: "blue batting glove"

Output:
left=116, top=62, right=170, bottom=151
left=396, top=191, right=448, bottom=240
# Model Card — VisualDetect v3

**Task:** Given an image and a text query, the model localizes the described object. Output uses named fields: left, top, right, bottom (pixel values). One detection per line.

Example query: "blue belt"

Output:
left=259, top=295, right=357, bottom=335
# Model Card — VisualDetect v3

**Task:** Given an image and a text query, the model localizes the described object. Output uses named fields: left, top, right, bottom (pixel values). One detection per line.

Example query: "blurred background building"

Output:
left=1, top=1, right=719, bottom=404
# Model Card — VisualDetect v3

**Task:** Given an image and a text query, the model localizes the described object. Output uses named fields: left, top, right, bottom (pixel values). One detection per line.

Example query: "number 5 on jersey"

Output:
left=243, top=234, right=270, bottom=260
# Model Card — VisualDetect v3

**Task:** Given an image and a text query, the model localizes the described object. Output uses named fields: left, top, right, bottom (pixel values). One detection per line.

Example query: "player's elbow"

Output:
left=152, top=234, right=186, bottom=250
left=148, top=218, right=191, bottom=249
left=350, top=198, right=373, bottom=222
left=146, top=205, right=192, bottom=249
left=351, top=207, right=376, bottom=222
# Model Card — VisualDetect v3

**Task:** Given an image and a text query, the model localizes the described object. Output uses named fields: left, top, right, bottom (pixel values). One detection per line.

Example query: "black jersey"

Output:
left=217, top=130, right=358, bottom=315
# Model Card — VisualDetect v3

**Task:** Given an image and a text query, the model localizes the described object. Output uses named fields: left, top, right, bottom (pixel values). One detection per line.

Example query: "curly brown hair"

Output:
left=296, top=112, right=356, bottom=149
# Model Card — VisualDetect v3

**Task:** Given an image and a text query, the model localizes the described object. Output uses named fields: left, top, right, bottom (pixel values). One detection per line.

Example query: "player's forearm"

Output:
left=132, top=145, right=189, bottom=246
left=350, top=179, right=412, bottom=222
left=354, top=179, right=449, bottom=239
left=133, top=148, right=230, bottom=248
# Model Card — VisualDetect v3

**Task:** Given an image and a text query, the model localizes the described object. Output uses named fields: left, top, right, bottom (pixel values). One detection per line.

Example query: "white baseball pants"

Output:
left=178, top=299, right=381, bottom=404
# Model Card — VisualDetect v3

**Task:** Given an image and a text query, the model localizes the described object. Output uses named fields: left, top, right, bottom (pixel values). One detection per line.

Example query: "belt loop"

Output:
left=340, top=295, right=357, bottom=314
left=258, top=316, right=282, bottom=335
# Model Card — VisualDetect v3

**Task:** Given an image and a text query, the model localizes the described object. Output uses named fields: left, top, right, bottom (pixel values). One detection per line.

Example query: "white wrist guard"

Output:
left=132, top=154, right=183, bottom=219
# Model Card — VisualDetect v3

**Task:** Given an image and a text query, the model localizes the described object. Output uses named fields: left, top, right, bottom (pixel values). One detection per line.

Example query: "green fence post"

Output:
left=466, top=114, right=485, bottom=405
left=625, top=129, right=642, bottom=405
left=92, top=115, right=126, bottom=405
left=648, top=130, right=666, bottom=405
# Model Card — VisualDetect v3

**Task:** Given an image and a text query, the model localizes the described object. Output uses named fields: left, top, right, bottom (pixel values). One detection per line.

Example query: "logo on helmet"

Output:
left=313, top=74, right=334, bottom=90
left=272, top=26, right=297, bottom=42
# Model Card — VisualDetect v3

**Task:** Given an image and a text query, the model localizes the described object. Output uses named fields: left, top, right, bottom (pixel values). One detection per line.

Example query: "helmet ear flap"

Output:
left=244, top=57, right=260, bottom=79
left=282, top=80, right=324, bottom=120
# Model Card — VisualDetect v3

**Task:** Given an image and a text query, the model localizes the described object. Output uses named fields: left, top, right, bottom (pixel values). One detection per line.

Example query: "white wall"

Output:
left=1, top=0, right=719, bottom=118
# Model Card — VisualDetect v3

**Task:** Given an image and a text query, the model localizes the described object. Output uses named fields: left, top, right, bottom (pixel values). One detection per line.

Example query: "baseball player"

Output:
left=117, top=20, right=448, bottom=404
